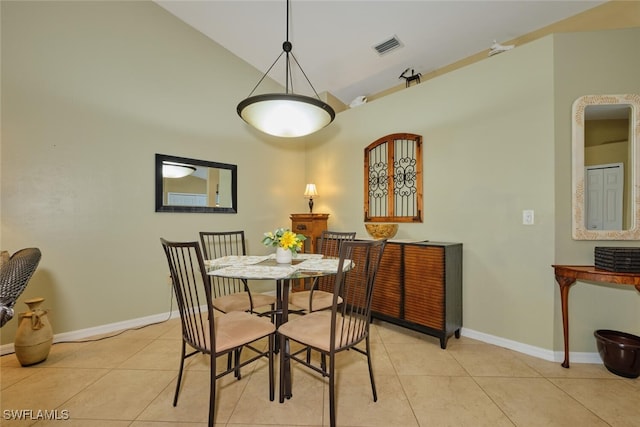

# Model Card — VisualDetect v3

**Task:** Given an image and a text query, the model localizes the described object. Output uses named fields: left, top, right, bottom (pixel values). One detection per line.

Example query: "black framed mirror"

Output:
left=155, top=153, right=237, bottom=213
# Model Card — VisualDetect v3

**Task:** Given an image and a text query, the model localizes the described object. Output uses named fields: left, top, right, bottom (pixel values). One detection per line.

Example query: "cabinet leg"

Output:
left=454, top=329, right=460, bottom=339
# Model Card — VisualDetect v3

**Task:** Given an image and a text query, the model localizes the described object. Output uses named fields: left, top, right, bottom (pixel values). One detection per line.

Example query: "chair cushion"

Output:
left=213, top=292, right=275, bottom=313
left=213, top=292, right=252, bottom=312
left=214, top=311, right=275, bottom=354
left=250, top=293, right=276, bottom=310
left=278, top=311, right=360, bottom=352
left=289, top=291, right=312, bottom=312
left=289, top=290, right=342, bottom=313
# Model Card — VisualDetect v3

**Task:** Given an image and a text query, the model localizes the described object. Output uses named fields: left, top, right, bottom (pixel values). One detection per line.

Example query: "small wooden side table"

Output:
left=290, top=213, right=329, bottom=254
left=290, top=213, right=329, bottom=292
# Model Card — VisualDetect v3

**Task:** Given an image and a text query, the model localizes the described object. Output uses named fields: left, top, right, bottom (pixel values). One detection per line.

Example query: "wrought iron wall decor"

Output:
left=364, top=133, right=423, bottom=222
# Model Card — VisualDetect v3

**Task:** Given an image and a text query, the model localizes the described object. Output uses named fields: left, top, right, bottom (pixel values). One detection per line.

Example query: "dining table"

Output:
left=206, top=252, right=345, bottom=400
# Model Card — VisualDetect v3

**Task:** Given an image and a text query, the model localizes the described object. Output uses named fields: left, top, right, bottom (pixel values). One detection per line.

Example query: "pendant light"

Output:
left=237, top=0, right=335, bottom=138
left=162, top=161, right=196, bottom=179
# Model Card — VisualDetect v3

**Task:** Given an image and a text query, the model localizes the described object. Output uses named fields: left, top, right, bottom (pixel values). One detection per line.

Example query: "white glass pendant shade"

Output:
left=237, top=94, right=335, bottom=138
left=162, top=162, right=196, bottom=178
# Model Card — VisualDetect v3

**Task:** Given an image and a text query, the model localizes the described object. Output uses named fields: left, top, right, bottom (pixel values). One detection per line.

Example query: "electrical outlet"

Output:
left=522, top=210, right=534, bottom=225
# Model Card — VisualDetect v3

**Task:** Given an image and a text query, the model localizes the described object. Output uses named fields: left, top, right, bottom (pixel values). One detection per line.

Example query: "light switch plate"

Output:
left=523, top=210, right=534, bottom=225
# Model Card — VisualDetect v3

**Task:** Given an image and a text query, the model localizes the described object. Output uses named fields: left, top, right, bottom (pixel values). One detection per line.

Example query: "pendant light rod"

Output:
left=285, top=42, right=291, bottom=94
left=285, top=0, right=290, bottom=94
left=244, top=0, right=321, bottom=101
left=283, top=0, right=322, bottom=99
left=286, top=0, right=290, bottom=42
left=236, top=0, right=335, bottom=138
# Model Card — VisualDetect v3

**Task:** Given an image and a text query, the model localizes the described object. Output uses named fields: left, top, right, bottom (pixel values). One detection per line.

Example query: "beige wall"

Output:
left=163, top=176, right=207, bottom=201
left=305, top=36, right=558, bottom=350
left=306, top=27, right=640, bottom=353
left=0, top=1, right=306, bottom=345
left=1, top=1, right=639, bottom=358
left=585, top=118, right=629, bottom=147
left=553, top=27, right=640, bottom=352
left=585, top=140, right=627, bottom=166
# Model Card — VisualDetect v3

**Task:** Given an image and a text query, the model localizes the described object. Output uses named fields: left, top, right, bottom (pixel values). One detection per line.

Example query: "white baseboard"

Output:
left=1, top=310, right=180, bottom=356
left=1, top=313, right=602, bottom=365
left=461, top=327, right=602, bottom=364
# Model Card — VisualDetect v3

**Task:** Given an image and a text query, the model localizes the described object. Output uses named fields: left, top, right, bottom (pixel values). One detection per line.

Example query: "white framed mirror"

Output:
left=572, top=94, right=640, bottom=239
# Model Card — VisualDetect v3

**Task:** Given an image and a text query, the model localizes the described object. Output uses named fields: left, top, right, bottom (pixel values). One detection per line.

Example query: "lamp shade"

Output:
left=162, top=162, right=196, bottom=179
left=304, top=183, right=318, bottom=197
left=237, top=94, right=335, bottom=138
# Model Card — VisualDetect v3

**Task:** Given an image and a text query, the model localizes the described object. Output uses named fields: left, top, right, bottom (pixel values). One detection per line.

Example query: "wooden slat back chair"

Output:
left=278, top=239, right=386, bottom=427
left=199, top=231, right=275, bottom=316
left=160, top=238, right=275, bottom=427
left=289, top=230, right=356, bottom=313
left=0, top=248, right=42, bottom=328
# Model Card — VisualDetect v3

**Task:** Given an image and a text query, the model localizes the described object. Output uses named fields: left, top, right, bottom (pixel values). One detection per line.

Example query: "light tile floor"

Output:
left=1, top=318, right=639, bottom=426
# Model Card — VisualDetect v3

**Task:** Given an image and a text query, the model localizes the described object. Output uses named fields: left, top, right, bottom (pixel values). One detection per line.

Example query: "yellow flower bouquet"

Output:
left=262, top=227, right=306, bottom=254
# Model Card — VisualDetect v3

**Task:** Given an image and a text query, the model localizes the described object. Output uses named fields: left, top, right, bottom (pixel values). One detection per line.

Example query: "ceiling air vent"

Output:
left=373, top=35, right=403, bottom=56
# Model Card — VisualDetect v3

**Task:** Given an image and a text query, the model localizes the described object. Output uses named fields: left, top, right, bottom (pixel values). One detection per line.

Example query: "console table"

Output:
left=552, top=265, right=640, bottom=368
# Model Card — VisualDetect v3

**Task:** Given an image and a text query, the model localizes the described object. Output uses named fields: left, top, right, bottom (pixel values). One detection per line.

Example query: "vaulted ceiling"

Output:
left=156, top=1, right=606, bottom=106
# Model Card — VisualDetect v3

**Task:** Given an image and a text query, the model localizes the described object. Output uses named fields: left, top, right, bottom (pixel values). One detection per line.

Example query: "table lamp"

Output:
left=304, top=183, right=318, bottom=213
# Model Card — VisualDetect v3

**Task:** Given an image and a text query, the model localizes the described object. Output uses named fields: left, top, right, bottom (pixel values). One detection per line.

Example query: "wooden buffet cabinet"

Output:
left=290, top=213, right=329, bottom=254
left=371, top=241, right=463, bottom=349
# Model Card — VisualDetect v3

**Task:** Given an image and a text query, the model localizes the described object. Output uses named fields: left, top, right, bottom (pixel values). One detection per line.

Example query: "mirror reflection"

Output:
left=155, top=154, right=237, bottom=213
left=572, top=94, right=640, bottom=239
left=584, top=104, right=631, bottom=230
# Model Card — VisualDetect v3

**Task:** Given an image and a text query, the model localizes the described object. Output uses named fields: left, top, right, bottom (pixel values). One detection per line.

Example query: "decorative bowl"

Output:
left=594, top=329, right=640, bottom=378
left=365, top=223, right=398, bottom=240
